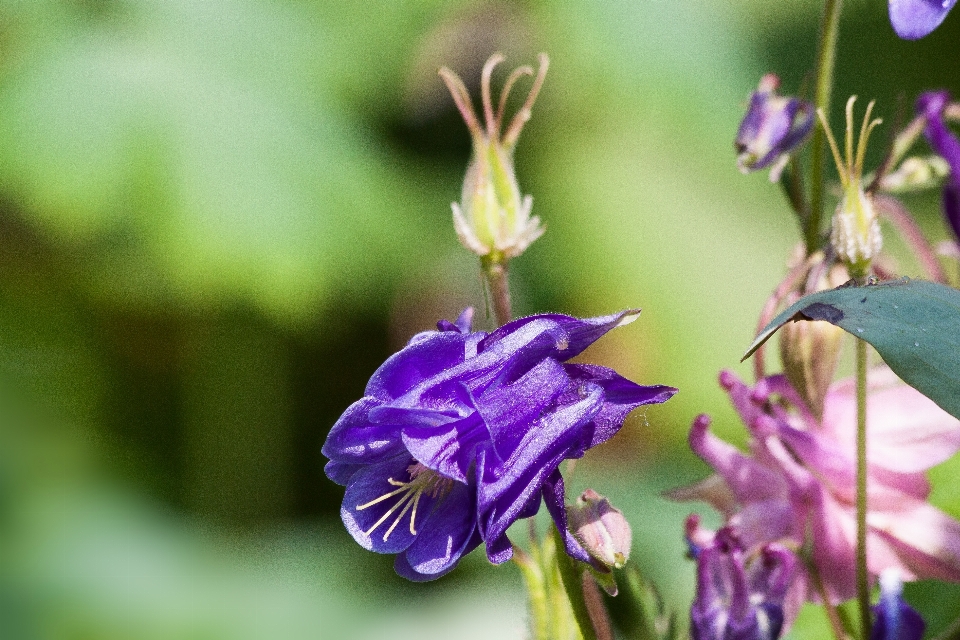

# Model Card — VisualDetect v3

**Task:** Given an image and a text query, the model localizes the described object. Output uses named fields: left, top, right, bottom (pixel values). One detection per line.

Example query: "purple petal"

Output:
left=890, top=0, right=956, bottom=39
left=401, top=412, right=488, bottom=483
left=395, top=529, right=483, bottom=581
left=324, top=460, right=365, bottom=485
left=484, top=530, right=514, bottom=564
left=871, top=570, right=925, bottom=640
left=478, top=310, right=641, bottom=368
left=341, top=455, right=434, bottom=554
left=543, top=469, right=592, bottom=563
left=395, top=482, right=479, bottom=579
left=321, top=397, right=405, bottom=464
left=365, top=331, right=467, bottom=401
left=472, top=357, right=572, bottom=459
left=477, top=384, right=604, bottom=544
left=565, top=364, right=677, bottom=447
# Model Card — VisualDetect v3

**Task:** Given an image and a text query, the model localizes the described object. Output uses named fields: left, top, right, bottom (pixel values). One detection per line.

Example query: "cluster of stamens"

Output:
left=356, top=463, right=455, bottom=542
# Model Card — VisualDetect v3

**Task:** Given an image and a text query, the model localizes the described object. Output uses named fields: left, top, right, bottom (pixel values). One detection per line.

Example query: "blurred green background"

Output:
left=0, top=0, right=958, bottom=637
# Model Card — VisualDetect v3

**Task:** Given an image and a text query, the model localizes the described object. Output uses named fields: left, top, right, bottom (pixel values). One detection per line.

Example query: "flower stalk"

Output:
left=808, top=0, right=844, bottom=254
left=855, top=338, right=870, bottom=640
left=481, top=251, right=512, bottom=326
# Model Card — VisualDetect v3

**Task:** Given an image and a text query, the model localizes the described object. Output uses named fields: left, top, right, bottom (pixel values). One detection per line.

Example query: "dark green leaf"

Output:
left=744, top=278, right=960, bottom=420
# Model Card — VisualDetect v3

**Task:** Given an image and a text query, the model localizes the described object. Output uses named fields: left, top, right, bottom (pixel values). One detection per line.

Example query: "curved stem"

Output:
left=874, top=195, right=948, bottom=283
left=807, top=0, right=844, bottom=254
left=855, top=337, right=871, bottom=639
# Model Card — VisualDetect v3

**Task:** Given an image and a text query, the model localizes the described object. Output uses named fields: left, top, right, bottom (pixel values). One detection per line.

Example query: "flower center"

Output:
left=355, top=463, right=455, bottom=542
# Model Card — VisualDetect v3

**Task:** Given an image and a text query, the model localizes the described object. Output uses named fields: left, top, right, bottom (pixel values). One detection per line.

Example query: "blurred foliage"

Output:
left=0, top=0, right=956, bottom=637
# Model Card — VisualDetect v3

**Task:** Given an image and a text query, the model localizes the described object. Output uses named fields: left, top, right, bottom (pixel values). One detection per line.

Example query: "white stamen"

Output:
left=356, top=463, right=455, bottom=542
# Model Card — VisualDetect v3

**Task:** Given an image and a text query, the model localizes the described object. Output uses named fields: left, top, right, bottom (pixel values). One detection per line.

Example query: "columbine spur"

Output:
left=323, top=308, right=676, bottom=580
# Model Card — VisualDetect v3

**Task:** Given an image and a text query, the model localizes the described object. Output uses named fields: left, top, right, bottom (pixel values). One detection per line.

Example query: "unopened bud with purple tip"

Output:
left=567, top=489, right=632, bottom=570
left=871, top=569, right=925, bottom=640
left=735, top=74, right=814, bottom=182
left=691, top=527, right=796, bottom=640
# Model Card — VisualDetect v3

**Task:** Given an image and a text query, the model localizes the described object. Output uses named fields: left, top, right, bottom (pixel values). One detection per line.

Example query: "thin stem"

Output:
left=807, top=0, right=844, bottom=254
left=481, top=253, right=512, bottom=326
left=512, top=545, right=550, bottom=640
left=855, top=336, right=871, bottom=640
left=808, top=558, right=850, bottom=640
left=554, top=532, right=599, bottom=640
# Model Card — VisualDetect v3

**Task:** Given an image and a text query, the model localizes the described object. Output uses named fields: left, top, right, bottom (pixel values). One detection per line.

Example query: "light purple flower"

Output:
left=670, top=368, right=960, bottom=605
left=917, top=90, right=960, bottom=242
left=735, top=74, right=814, bottom=182
left=871, top=569, right=925, bottom=640
left=890, top=0, right=957, bottom=40
left=690, top=526, right=797, bottom=640
left=322, top=308, right=676, bottom=580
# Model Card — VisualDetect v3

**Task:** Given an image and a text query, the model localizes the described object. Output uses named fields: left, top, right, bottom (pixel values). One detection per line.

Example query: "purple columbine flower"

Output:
left=917, top=90, right=960, bottom=242
left=322, top=308, right=676, bottom=580
left=735, top=74, right=814, bottom=182
left=690, top=527, right=797, bottom=640
left=871, top=569, right=925, bottom=640
left=890, top=0, right=957, bottom=39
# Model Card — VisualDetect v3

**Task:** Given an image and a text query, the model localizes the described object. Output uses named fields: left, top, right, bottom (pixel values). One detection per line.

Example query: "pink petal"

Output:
left=688, top=415, right=787, bottom=505
left=869, top=491, right=960, bottom=582
left=823, top=368, right=960, bottom=473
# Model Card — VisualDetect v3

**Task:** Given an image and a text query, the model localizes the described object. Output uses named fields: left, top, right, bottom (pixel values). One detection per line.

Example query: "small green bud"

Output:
left=439, top=54, right=548, bottom=259
left=879, top=155, right=950, bottom=193
left=567, top=488, right=632, bottom=570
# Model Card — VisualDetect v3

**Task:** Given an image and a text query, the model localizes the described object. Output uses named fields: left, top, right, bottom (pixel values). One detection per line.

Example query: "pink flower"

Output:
left=670, top=368, right=960, bottom=605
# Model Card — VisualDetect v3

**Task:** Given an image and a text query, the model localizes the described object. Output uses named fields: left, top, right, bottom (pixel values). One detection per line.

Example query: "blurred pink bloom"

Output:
left=671, top=368, right=960, bottom=605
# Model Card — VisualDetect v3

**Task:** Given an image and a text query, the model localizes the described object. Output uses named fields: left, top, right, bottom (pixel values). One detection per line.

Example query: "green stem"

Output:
left=855, top=336, right=871, bottom=639
left=481, top=253, right=512, bottom=326
left=554, top=532, right=599, bottom=640
left=513, top=545, right=551, bottom=640
left=807, top=0, right=843, bottom=254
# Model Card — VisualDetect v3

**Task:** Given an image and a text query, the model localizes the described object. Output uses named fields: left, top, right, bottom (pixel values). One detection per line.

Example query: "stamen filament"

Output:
left=363, top=490, right=415, bottom=537
left=382, top=492, right=417, bottom=541
left=355, top=481, right=409, bottom=510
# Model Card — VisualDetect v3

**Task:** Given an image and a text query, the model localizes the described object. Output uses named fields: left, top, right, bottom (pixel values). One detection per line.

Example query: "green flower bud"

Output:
left=439, top=54, right=548, bottom=259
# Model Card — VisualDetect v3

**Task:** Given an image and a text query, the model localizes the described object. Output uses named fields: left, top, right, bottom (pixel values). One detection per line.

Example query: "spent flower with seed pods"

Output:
left=322, top=308, right=676, bottom=580
left=439, top=54, right=548, bottom=261
left=819, top=97, right=884, bottom=273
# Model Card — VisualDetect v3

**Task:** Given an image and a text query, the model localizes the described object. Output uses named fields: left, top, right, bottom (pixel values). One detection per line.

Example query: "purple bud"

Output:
left=691, top=528, right=796, bottom=640
left=870, top=569, right=925, bottom=640
left=735, top=74, right=814, bottom=182
left=567, top=489, right=632, bottom=569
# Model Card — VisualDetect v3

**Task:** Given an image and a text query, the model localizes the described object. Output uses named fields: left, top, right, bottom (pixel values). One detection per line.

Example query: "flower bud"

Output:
left=878, top=155, right=950, bottom=193
left=819, top=96, right=884, bottom=273
left=567, top=489, right=631, bottom=570
left=735, top=74, right=814, bottom=182
left=439, top=54, right=548, bottom=259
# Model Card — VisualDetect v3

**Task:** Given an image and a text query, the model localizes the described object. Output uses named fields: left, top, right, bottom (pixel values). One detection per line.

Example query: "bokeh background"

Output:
left=0, top=0, right=958, bottom=637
